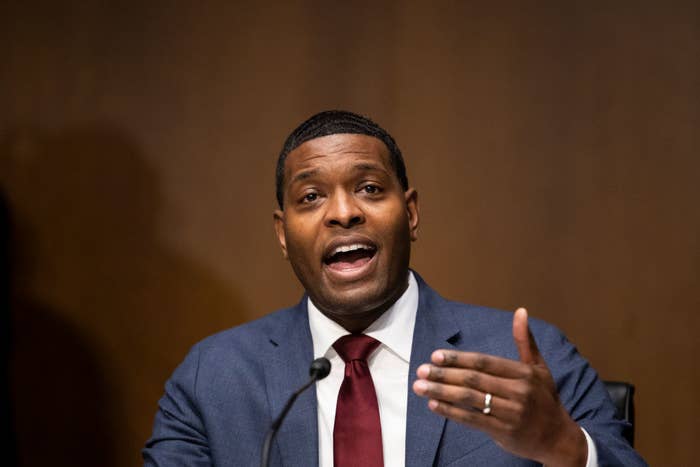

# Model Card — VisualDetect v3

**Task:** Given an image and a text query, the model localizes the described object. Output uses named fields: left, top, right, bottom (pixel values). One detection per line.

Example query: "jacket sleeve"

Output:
left=534, top=321, right=648, bottom=467
left=142, top=343, right=212, bottom=467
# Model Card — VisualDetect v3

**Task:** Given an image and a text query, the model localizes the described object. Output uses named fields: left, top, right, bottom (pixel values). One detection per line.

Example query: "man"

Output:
left=144, top=111, right=646, bottom=466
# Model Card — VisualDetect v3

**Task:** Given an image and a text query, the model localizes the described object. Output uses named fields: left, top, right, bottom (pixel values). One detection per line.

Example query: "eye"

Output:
left=360, top=184, right=382, bottom=194
left=302, top=192, right=318, bottom=203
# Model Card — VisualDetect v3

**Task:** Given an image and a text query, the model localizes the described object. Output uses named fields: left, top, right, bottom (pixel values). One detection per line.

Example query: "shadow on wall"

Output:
left=1, top=189, right=17, bottom=466
left=1, top=127, right=244, bottom=467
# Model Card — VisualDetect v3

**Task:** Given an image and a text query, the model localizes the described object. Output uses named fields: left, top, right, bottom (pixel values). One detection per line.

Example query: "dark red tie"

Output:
left=333, top=334, right=383, bottom=467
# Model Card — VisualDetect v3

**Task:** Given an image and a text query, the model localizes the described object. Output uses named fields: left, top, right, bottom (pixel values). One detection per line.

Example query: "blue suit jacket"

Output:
left=144, top=274, right=646, bottom=466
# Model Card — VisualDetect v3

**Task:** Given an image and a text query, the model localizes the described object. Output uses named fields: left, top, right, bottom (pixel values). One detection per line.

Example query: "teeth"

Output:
left=331, top=243, right=373, bottom=255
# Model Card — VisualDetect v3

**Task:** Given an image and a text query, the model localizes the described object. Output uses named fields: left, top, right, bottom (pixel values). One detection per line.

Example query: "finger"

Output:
left=431, top=349, right=531, bottom=378
left=413, top=380, right=520, bottom=421
left=512, top=307, right=543, bottom=365
left=413, top=379, right=485, bottom=409
left=426, top=397, right=511, bottom=435
left=416, top=364, right=518, bottom=399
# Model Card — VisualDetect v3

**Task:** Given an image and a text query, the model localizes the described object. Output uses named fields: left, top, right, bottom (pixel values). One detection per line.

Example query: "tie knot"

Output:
left=333, top=334, right=381, bottom=363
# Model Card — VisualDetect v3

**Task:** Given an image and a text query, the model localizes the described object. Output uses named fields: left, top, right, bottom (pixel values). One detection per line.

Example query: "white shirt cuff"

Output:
left=581, top=427, right=599, bottom=467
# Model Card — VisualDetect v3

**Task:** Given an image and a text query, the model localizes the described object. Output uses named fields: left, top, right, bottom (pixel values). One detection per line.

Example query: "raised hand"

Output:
left=412, top=308, right=588, bottom=466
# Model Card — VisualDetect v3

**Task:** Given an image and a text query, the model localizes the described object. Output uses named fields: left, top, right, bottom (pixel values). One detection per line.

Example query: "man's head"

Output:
left=273, top=111, right=419, bottom=332
left=276, top=110, right=409, bottom=209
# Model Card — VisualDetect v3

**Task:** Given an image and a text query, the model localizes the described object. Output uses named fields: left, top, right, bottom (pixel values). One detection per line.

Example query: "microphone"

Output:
left=260, top=357, right=331, bottom=467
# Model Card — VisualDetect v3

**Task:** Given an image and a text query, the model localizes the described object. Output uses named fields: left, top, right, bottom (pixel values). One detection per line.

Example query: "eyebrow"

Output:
left=289, top=162, right=389, bottom=186
left=352, top=162, right=388, bottom=174
left=290, top=169, right=320, bottom=185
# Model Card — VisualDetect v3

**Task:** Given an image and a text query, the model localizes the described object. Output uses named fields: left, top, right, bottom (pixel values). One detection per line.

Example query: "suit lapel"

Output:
left=264, top=299, right=319, bottom=467
left=405, top=275, right=490, bottom=467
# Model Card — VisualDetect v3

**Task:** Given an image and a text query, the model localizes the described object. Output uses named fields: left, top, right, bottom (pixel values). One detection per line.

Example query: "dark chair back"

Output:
left=603, top=381, right=635, bottom=447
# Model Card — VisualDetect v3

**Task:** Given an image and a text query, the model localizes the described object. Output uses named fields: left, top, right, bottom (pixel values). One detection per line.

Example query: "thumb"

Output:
left=513, top=307, right=543, bottom=364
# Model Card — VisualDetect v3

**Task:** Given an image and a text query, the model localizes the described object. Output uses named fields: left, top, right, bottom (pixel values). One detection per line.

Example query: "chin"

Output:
left=318, top=284, right=391, bottom=315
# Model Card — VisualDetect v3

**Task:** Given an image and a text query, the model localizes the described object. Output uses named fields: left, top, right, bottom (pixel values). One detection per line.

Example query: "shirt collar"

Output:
left=308, top=271, right=419, bottom=363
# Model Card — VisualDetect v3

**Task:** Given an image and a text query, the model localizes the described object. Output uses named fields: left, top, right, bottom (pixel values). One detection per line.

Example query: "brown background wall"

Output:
left=1, top=1, right=698, bottom=466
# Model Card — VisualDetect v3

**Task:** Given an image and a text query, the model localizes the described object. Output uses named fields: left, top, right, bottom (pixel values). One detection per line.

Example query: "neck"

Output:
left=317, top=276, right=410, bottom=333
left=325, top=309, right=387, bottom=334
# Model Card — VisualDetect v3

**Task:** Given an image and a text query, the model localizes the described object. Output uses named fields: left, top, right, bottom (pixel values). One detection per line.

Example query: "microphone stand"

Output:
left=260, top=358, right=331, bottom=467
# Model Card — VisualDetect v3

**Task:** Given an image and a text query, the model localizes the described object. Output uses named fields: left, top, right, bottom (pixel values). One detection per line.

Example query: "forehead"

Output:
left=284, top=133, right=392, bottom=175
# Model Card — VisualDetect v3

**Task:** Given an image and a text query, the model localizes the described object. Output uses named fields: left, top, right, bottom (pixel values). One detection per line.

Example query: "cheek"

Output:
left=284, top=224, right=318, bottom=263
left=378, top=208, right=410, bottom=242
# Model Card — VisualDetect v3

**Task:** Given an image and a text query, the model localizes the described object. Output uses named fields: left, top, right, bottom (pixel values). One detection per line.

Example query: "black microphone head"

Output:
left=309, top=357, right=331, bottom=380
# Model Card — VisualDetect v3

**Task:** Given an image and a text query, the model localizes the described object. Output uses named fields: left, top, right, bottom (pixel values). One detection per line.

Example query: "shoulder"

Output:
left=162, top=301, right=308, bottom=407
left=190, top=302, right=306, bottom=360
left=416, top=273, right=565, bottom=342
left=414, top=273, right=572, bottom=362
left=450, top=301, right=566, bottom=353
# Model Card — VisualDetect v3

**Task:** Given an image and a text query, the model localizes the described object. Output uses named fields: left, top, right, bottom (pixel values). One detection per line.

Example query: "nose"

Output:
left=324, top=191, right=365, bottom=228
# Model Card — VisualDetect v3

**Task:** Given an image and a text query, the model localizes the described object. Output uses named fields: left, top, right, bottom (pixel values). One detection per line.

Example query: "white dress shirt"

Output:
left=307, top=272, right=598, bottom=467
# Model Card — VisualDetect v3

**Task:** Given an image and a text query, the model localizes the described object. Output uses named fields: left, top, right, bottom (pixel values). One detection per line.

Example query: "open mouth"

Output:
left=323, top=243, right=377, bottom=271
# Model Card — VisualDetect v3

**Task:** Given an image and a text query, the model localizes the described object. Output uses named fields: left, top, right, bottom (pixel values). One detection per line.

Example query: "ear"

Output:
left=273, top=209, right=288, bottom=259
left=404, top=188, right=419, bottom=241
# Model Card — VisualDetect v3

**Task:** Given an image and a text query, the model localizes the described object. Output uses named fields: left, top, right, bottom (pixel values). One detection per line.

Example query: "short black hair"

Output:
left=275, top=110, right=409, bottom=209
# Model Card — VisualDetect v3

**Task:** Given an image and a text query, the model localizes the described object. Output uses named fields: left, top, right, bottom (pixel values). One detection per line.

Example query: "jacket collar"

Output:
left=405, top=272, right=460, bottom=467
left=264, top=299, right=319, bottom=467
